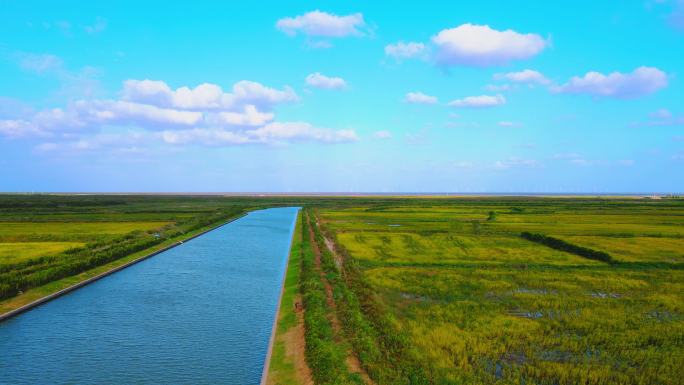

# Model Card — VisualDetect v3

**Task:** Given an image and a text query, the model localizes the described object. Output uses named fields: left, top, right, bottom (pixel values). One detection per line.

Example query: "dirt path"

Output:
left=270, top=293, right=314, bottom=385
left=307, top=214, right=375, bottom=385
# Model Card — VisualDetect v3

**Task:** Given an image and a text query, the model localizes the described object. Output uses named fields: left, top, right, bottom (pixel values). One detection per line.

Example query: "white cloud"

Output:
left=495, top=69, right=550, bottom=85
left=554, top=66, right=668, bottom=98
left=36, top=131, right=151, bottom=153
left=208, top=105, right=274, bottom=127
left=0, top=79, right=357, bottom=146
left=385, top=42, right=425, bottom=59
left=305, top=73, right=347, bottom=89
left=161, top=122, right=358, bottom=146
left=0, top=120, right=41, bottom=137
left=373, top=130, right=392, bottom=139
left=247, top=122, right=359, bottom=143
left=231, top=80, right=299, bottom=108
left=449, top=94, right=506, bottom=108
left=276, top=10, right=365, bottom=37
left=122, top=79, right=298, bottom=110
left=432, top=24, right=547, bottom=67
left=161, top=128, right=251, bottom=146
left=405, top=92, right=438, bottom=104
left=493, top=157, right=538, bottom=169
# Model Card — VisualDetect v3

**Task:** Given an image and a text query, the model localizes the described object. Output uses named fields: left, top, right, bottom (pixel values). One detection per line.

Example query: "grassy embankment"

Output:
left=318, top=198, right=684, bottom=385
left=267, top=210, right=311, bottom=385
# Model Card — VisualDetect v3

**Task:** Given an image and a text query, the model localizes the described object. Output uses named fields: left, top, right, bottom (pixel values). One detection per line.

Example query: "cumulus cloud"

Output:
left=276, top=10, right=365, bottom=37
left=305, top=73, right=347, bottom=89
left=161, top=128, right=250, bottom=146
left=385, top=42, right=426, bottom=59
left=208, top=105, right=274, bottom=127
left=449, top=94, right=506, bottom=108
left=122, top=79, right=298, bottom=110
left=495, top=69, right=550, bottom=85
left=432, top=24, right=548, bottom=67
left=0, top=119, right=41, bottom=137
left=1, top=79, right=357, bottom=147
left=554, top=66, right=668, bottom=98
left=36, top=131, right=151, bottom=154
left=247, top=122, right=358, bottom=143
left=405, top=92, right=438, bottom=104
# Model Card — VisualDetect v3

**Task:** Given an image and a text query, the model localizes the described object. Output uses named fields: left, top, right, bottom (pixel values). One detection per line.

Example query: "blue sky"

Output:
left=1, top=0, right=683, bottom=193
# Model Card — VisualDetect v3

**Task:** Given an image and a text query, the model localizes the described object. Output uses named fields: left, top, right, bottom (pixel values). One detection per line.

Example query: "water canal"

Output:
left=0, top=207, right=299, bottom=385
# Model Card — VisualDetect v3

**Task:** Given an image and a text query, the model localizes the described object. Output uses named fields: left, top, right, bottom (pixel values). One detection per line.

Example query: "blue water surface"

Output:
left=0, top=207, right=299, bottom=385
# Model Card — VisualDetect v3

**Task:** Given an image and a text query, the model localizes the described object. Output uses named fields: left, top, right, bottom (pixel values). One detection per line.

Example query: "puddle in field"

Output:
left=590, top=291, right=622, bottom=299
left=539, top=350, right=574, bottom=363
left=648, top=310, right=678, bottom=321
left=508, top=309, right=581, bottom=319
left=399, top=292, right=430, bottom=302
left=511, top=288, right=557, bottom=295
left=388, top=224, right=401, bottom=227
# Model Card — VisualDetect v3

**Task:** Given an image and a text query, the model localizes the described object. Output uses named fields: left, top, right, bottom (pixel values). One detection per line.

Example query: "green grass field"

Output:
left=267, top=213, right=306, bottom=385
left=0, top=242, right=86, bottom=264
left=318, top=198, right=684, bottom=385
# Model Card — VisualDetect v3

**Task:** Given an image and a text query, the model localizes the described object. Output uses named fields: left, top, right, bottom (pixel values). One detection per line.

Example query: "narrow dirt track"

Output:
left=269, top=292, right=314, bottom=385
left=307, top=214, right=375, bottom=385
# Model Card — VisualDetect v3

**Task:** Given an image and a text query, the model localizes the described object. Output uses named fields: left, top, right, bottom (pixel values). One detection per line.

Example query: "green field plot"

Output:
left=337, top=232, right=598, bottom=266
left=557, top=236, right=684, bottom=263
left=318, top=198, right=684, bottom=385
left=0, top=222, right=171, bottom=242
left=0, top=242, right=86, bottom=264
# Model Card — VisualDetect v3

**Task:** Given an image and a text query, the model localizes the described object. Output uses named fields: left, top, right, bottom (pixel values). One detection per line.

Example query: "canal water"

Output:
left=0, top=207, right=299, bottom=385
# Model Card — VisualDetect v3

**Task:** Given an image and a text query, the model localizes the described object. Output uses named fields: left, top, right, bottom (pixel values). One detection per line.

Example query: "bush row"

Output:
left=520, top=232, right=614, bottom=263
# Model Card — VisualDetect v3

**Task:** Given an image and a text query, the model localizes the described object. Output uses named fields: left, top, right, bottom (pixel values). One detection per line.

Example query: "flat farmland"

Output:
left=0, top=222, right=170, bottom=242
left=317, top=198, right=684, bottom=385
